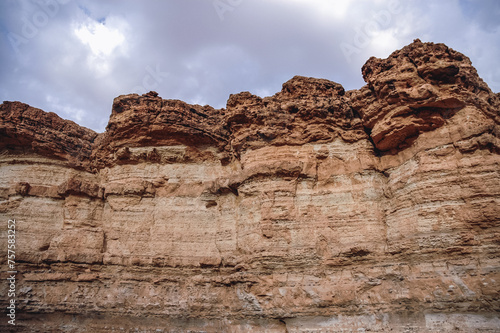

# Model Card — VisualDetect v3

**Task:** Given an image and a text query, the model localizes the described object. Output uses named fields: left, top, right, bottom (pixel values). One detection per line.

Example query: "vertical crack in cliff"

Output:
left=363, top=126, right=382, bottom=157
left=279, top=319, right=290, bottom=333
left=214, top=218, right=223, bottom=268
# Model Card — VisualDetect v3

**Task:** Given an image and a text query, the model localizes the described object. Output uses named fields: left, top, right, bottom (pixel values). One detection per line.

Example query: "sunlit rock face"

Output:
left=1, top=40, right=499, bottom=332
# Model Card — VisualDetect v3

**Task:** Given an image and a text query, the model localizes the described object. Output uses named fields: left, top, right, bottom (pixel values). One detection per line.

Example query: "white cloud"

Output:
left=74, top=18, right=125, bottom=57
left=46, top=95, right=87, bottom=124
left=279, top=0, right=354, bottom=20
left=369, top=29, right=401, bottom=57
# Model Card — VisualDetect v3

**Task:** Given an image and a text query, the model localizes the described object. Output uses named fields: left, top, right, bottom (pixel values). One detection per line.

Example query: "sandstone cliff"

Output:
left=1, top=40, right=499, bottom=332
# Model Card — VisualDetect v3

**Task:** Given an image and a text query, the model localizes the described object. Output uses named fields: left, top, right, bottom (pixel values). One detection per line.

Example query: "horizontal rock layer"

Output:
left=0, top=40, right=499, bottom=332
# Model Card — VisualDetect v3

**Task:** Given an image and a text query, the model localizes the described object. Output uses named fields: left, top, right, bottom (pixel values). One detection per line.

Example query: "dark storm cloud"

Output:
left=0, top=0, right=498, bottom=132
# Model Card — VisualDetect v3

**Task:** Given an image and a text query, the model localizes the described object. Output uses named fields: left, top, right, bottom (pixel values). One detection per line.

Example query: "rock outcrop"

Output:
left=350, top=41, right=500, bottom=153
left=1, top=40, right=499, bottom=332
left=0, top=101, right=98, bottom=169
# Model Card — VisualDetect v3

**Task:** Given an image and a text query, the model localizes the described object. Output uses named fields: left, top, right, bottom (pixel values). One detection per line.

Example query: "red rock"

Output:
left=350, top=39, right=500, bottom=153
left=225, top=76, right=366, bottom=153
left=0, top=101, right=97, bottom=169
left=0, top=40, right=499, bottom=332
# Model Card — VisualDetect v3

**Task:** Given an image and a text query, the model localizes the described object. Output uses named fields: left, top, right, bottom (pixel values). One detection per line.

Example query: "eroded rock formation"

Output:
left=1, top=40, right=499, bottom=332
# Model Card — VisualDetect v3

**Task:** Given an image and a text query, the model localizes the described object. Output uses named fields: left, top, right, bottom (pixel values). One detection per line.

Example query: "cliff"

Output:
left=1, top=40, right=499, bottom=332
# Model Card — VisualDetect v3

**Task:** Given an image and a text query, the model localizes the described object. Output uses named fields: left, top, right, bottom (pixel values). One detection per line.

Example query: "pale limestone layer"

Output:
left=1, top=135, right=499, bottom=332
left=1, top=40, right=500, bottom=332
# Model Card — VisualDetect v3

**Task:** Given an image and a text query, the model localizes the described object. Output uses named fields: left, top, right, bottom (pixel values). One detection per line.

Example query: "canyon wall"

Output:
left=1, top=40, right=499, bottom=332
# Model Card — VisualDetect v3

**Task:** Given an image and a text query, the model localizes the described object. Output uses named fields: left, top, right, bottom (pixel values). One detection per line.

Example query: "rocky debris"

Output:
left=0, top=40, right=499, bottom=332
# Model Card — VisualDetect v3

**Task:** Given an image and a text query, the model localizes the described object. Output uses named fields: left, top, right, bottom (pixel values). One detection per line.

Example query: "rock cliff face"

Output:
left=1, top=40, right=499, bottom=332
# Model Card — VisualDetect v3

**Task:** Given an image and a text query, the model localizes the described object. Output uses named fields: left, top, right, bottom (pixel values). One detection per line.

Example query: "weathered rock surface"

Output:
left=349, top=40, right=500, bottom=153
left=0, top=101, right=98, bottom=169
left=0, top=40, right=499, bottom=332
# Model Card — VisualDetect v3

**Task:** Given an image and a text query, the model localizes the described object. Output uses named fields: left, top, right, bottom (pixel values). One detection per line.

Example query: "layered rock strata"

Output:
left=0, top=40, right=499, bottom=332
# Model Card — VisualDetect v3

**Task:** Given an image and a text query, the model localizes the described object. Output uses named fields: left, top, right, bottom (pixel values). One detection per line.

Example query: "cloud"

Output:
left=74, top=18, right=125, bottom=58
left=0, top=0, right=498, bottom=133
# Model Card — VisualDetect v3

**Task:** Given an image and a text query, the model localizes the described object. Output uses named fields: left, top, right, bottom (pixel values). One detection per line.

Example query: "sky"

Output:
left=0, top=0, right=499, bottom=133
